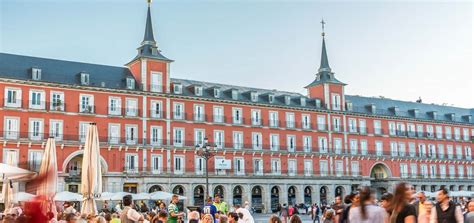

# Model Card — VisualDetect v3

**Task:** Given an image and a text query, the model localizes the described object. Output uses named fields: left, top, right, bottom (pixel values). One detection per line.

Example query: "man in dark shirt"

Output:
left=202, top=197, right=218, bottom=223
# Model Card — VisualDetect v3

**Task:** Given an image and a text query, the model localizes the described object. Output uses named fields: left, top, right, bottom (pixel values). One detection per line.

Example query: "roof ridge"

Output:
left=346, top=95, right=473, bottom=110
left=0, top=52, right=127, bottom=70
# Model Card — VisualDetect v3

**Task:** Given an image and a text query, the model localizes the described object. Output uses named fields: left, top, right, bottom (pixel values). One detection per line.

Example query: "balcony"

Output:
left=79, top=105, right=95, bottom=114
left=172, top=112, right=186, bottom=120
left=28, top=100, right=46, bottom=110
left=193, top=113, right=207, bottom=122
left=213, top=115, right=226, bottom=124
left=268, top=120, right=280, bottom=128
left=3, top=99, right=22, bottom=108
left=150, top=110, right=165, bottom=119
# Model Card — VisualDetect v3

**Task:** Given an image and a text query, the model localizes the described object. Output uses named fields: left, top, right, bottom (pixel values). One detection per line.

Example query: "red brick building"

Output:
left=0, top=2, right=473, bottom=212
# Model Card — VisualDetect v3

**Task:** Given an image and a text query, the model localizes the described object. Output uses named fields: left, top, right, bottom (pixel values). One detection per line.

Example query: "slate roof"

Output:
left=0, top=53, right=136, bottom=90
left=0, top=52, right=472, bottom=124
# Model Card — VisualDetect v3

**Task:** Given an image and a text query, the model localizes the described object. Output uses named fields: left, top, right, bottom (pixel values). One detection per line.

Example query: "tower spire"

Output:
left=318, top=18, right=331, bottom=72
left=143, top=0, right=156, bottom=45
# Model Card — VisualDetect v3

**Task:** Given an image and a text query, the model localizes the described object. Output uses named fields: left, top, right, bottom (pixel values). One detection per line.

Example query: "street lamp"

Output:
left=195, top=137, right=216, bottom=200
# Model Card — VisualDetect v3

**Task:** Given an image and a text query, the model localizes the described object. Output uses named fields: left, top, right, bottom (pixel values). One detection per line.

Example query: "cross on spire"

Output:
left=321, top=18, right=326, bottom=37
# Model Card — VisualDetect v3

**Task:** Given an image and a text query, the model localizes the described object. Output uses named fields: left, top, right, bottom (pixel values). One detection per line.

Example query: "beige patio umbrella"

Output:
left=80, top=123, right=102, bottom=215
left=37, top=137, right=58, bottom=217
left=1, top=180, right=13, bottom=214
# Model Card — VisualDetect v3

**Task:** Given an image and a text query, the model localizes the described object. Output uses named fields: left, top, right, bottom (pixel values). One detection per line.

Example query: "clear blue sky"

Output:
left=1, top=0, right=472, bottom=108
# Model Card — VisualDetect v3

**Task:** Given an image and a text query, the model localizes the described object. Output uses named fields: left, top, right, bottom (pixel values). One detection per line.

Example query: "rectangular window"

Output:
left=194, top=129, right=205, bottom=147
left=396, top=122, right=406, bottom=136
left=360, top=140, right=368, bottom=155
left=173, top=84, right=182, bottom=94
left=447, top=145, right=454, bottom=159
left=467, top=166, right=473, bottom=179
left=173, top=128, right=184, bottom=147
left=79, top=122, right=88, bottom=142
left=320, top=160, right=328, bottom=176
left=376, top=141, right=383, bottom=156
left=410, top=163, right=418, bottom=178
left=50, top=91, right=64, bottom=111
left=458, top=165, right=464, bottom=179
left=126, top=78, right=135, bottom=90
left=303, top=136, right=312, bottom=152
left=332, top=94, right=341, bottom=110
left=173, top=103, right=184, bottom=120
left=418, top=144, right=427, bottom=157
left=287, top=135, right=296, bottom=152
left=252, top=132, right=262, bottom=150
left=465, top=146, right=472, bottom=160
left=333, top=117, right=341, bottom=132
left=463, top=128, right=470, bottom=141
left=125, top=154, right=139, bottom=173
left=436, top=126, right=443, bottom=139
left=3, top=149, right=19, bottom=166
left=234, top=158, right=245, bottom=175
left=286, top=112, right=295, bottom=128
left=351, top=161, right=359, bottom=177
left=29, top=90, right=45, bottom=109
left=304, top=160, right=312, bottom=176
left=108, top=123, right=120, bottom=144
left=213, top=88, right=220, bottom=98
left=214, top=130, right=224, bottom=149
left=350, top=139, right=358, bottom=155
left=428, top=144, right=436, bottom=158
left=270, top=134, right=280, bottom=151
left=430, top=164, right=437, bottom=179
left=150, top=126, right=162, bottom=146
left=388, top=122, right=396, bottom=136
left=108, top=97, right=122, bottom=115
left=233, top=131, right=243, bottom=149
left=348, top=118, right=357, bottom=133
left=445, top=127, right=452, bottom=139
left=426, top=125, right=434, bottom=138
left=439, top=165, right=446, bottom=179
left=194, top=104, right=205, bottom=121
left=269, top=111, right=279, bottom=127
left=251, top=109, right=261, bottom=126
left=319, top=137, right=328, bottom=153
left=374, top=120, right=382, bottom=135
left=79, top=94, right=94, bottom=113
left=174, top=156, right=184, bottom=174
left=398, top=142, right=406, bottom=157
left=28, top=150, right=43, bottom=171
left=49, top=119, right=63, bottom=141
left=407, top=123, right=416, bottom=137
left=438, top=144, right=445, bottom=159
left=454, top=128, right=461, bottom=140
left=420, top=164, right=428, bottom=178
left=334, top=138, right=342, bottom=155
left=125, top=125, right=138, bottom=145
left=302, top=114, right=311, bottom=129
left=232, top=108, right=242, bottom=124
left=253, top=158, right=263, bottom=175
left=288, top=159, right=296, bottom=176
left=151, top=155, right=163, bottom=174
left=271, top=159, right=281, bottom=175
left=456, top=145, right=463, bottom=159
left=449, top=165, right=455, bottom=179
left=335, top=160, right=343, bottom=176
left=409, top=142, right=416, bottom=157
left=195, top=156, right=204, bottom=175
left=150, top=100, right=162, bottom=118
left=28, top=119, right=43, bottom=140
left=390, top=142, right=398, bottom=157
left=417, top=124, right=424, bottom=137
left=150, top=72, right=163, bottom=92
left=400, top=163, right=408, bottom=178
left=359, top=119, right=367, bottom=134
left=317, top=115, right=326, bottom=131
left=213, top=106, right=224, bottom=123
left=4, top=88, right=22, bottom=107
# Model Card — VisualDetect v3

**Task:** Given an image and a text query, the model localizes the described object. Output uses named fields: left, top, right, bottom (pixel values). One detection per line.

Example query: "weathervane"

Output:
left=321, top=18, right=326, bottom=37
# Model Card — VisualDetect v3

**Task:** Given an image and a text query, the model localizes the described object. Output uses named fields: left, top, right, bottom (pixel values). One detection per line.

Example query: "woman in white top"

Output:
left=349, top=186, right=388, bottom=223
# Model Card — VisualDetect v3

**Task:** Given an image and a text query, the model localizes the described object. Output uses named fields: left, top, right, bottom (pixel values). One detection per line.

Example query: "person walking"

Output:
left=464, top=200, right=474, bottom=223
left=414, top=192, right=427, bottom=222
left=389, top=182, right=416, bottom=223
left=167, top=195, right=184, bottom=223
left=430, top=188, right=463, bottom=223
left=120, top=195, right=145, bottom=223
left=311, top=203, right=320, bottom=223
left=279, top=204, right=289, bottom=223
left=348, top=186, right=387, bottom=223
left=213, top=194, right=228, bottom=215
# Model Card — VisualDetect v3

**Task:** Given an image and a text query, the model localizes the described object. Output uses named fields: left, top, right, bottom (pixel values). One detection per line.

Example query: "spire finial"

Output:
left=321, top=18, right=326, bottom=37
left=147, top=0, right=152, bottom=6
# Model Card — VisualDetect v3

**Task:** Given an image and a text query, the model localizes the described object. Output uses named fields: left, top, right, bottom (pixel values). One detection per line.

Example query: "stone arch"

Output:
left=288, top=186, right=297, bottom=206
left=214, top=185, right=225, bottom=198
left=320, top=186, right=329, bottom=205
left=251, top=185, right=264, bottom=213
left=62, top=150, right=108, bottom=173
left=304, top=186, right=312, bottom=205
left=148, top=185, right=164, bottom=193
left=270, top=186, right=281, bottom=213
left=194, top=185, right=205, bottom=206
left=369, top=162, right=392, bottom=179
left=335, top=186, right=345, bottom=198
left=172, top=185, right=185, bottom=211
left=233, top=185, right=244, bottom=206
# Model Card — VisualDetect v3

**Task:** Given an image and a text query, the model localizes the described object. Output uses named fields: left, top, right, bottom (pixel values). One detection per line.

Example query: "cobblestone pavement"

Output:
left=252, top=213, right=313, bottom=223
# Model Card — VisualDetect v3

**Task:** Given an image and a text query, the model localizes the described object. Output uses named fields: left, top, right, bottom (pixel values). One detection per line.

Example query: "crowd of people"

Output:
left=1, top=182, right=474, bottom=223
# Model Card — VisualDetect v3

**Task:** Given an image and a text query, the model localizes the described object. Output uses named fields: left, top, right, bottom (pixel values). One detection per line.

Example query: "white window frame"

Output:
left=79, top=122, right=89, bottom=142
left=150, top=100, right=163, bottom=118
left=234, top=157, right=245, bottom=176
left=351, top=161, right=359, bottom=177
left=4, top=117, right=19, bottom=140
left=108, top=123, right=120, bottom=144
left=28, top=150, right=43, bottom=171
left=350, top=139, right=358, bottom=155
left=319, top=160, right=328, bottom=176
left=232, top=107, right=243, bottom=124
left=360, top=140, right=368, bottom=155
left=304, top=160, right=313, bottom=176
left=195, top=156, right=204, bottom=175
left=125, top=153, right=139, bottom=173
left=269, top=111, right=279, bottom=127
left=252, top=132, right=262, bottom=150
left=253, top=158, right=263, bottom=175
left=317, top=115, right=326, bottom=131
left=151, top=154, right=163, bottom=174
left=150, top=126, right=162, bottom=146
left=303, top=136, right=312, bottom=153
left=150, top=71, right=163, bottom=93
left=287, top=135, right=296, bottom=152
left=50, top=91, right=65, bottom=111
left=410, top=163, right=418, bottom=178
left=439, top=165, right=446, bottom=179
left=173, top=84, right=182, bottom=94
left=458, top=165, right=464, bottom=179
left=49, top=119, right=63, bottom=141
left=331, top=93, right=341, bottom=110
left=214, top=130, right=224, bottom=149
left=286, top=112, right=295, bottom=128
left=173, top=102, right=184, bottom=120
left=335, top=160, right=343, bottom=177
left=319, top=137, right=328, bottom=153
left=233, top=131, right=243, bottom=149
left=271, top=158, right=281, bottom=175
left=125, top=124, right=138, bottom=145
left=194, top=104, right=205, bottom=122
left=108, top=97, right=122, bottom=116
left=333, top=117, right=341, bottom=132
left=445, top=126, right=452, bottom=139
left=4, top=87, right=22, bottom=108
left=348, top=118, right=357, bottom=133
left=334, top=138, right=342, bottom=155
left=251, top=109, right=261, bottom=126
left=288, top=159, right=297, bottom=176
left=408, top=142, right=416, bottom=157
left=29, top=89, right=45, bottom=110
left=213, top=106, right=224, bottom=123
left=302, top=114, right=311, bottom=129
left=270, top=134, right=280, bottom=151
left=194, top=129, right=205, bottom=147
left=79, top=94, right=94, bottom=113
left=388, top=122, right=396, bottom=136
left=374, top=120, right=382, bottom=135
left=400, top=163, right=408, bottom=178
left=174, top=155, right=185, bottom=175
left=375, top=141, right=383, bottom=156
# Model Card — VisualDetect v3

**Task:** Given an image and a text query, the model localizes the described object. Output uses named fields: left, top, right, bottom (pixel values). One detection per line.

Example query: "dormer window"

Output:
left=213, top=88, right=220, bottom=98
left=284, top=96, right=291, bottom=105
left=80, top=72, right=89, bottom=85
left=231, top=90, right=239, bottom=100
left=269, top=94, right=274, bottom=103
left=300, top=97, right=306, bottom=106
left=174, top=84, right=182, bottom=94
left=250, top=92, right=258, bottom=102
left=126, top=78, right=135, bottom=90
left=195, top=86, right=203, bottom=96
left=31, top=68, right=41, bottom=80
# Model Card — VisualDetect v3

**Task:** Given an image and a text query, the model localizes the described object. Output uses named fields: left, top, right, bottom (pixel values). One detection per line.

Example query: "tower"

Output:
left=305, top=19, right=346, bottom=111
left=126, top=0, right=173, bottom=93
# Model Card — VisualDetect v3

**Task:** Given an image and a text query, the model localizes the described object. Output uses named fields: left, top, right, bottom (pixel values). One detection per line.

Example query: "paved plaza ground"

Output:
left=252, top=213, right=313, bottom=223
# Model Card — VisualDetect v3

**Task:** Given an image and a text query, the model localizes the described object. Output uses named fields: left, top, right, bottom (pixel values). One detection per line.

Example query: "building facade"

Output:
left=0, top=2, right=473, bottom=213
